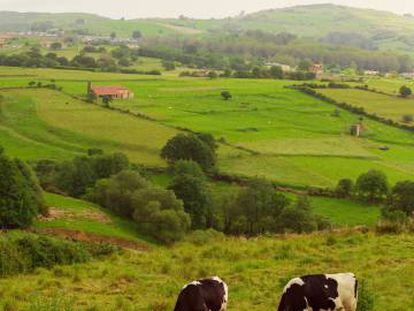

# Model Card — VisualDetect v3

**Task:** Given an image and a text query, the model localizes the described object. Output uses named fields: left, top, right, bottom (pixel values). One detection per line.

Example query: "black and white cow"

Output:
left=174, top=276, right=228, bottom=311
left=277, top=273, right=358, bottom=311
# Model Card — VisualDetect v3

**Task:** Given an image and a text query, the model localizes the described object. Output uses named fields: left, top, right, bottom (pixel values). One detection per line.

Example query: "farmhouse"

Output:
left=364, top=70, right=380, bottom=76
left=0, top=35, right=12, bottom=48
left=90, top=85, right=134, bottom=100
left=309, top=63, right=324, bottom=77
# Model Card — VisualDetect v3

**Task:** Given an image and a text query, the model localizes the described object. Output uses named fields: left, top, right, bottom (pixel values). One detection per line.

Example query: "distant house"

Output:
left=364, top=70, right=380, bottom=76
left=0, top=35, right=12, bottom=48
left=90, top=85, right=134, bottom=100
left=309, top=63, right=324, bottom=77
left=265, top=62, right=293, bottom=72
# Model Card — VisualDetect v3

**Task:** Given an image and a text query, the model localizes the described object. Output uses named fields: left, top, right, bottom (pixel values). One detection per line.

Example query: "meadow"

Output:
left=0, top=230, right=412, bottom=310
left=1, top=67, right=414, bottom=188
left=318, top=87, right=414, bottom=124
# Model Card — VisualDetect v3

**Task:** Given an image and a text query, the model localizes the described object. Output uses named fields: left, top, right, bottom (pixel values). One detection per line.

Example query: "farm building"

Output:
left=0, top=35, right=12, bottom=48
left=90, top=85, right=134, bottom=100
left=309, top=63, right=324, bottom=77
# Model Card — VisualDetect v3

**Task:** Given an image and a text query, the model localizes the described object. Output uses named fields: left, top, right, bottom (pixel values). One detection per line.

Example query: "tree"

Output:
left=355, top=170, right=389, bottom=203
left=162, top=60, right=176, bottom=71
left=226, top=178, right=289, bottom=235
left=169, top=173, right=211, bottom=229
left=399, top=85, right=412, bottom=98
left=110, top=32, right=117, bottom=40
left=0, top=148, right=44, bottom=228
left=132, top=30, right=142, bottom=40
left=387, top=180, right=414, bottom=216
left=221, top=91, right=232, bottom=100
left=89, top=170, right=149, bottom=217
left=52, top=152, right=129, bottom=197
left=172, top=160, right=205, bottom=178
left=278, top=196, right=318, bottom=233
left=208, top=71, right=218, bottom=79
left=335, top=178, right=354, bottom=198
left=298, top=60, right=312, bottom=71
left=161, top=133, right=216, bottom=171
left=50, top=42, right=62, bottom=50
left=270, top=66, right=284, bottom=79
left=118, top=57, right=131, bottom=67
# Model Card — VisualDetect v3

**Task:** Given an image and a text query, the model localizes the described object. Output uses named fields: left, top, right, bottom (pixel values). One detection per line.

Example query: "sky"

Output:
left=0, top=0, right=413, bottom=19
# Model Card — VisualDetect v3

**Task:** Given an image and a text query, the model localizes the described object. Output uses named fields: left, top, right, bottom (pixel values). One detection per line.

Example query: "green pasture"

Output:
left=36, top=193, right=143, bottom=242
left=318, top=88, right=414, bottom=124
left=362, top=77, right=414, bottom=95
left=0, top=88, right=178, bottom=165
left=0, top=231, right=412, bottom=310
left=1, top=67, right=414, bottom=187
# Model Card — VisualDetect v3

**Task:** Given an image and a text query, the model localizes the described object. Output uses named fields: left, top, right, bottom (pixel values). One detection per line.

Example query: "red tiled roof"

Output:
left=91, top=86, right=129, bottom=96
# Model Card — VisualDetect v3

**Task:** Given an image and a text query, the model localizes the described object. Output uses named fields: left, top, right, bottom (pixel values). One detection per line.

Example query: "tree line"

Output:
left=2, top=134, right=413, bottom=243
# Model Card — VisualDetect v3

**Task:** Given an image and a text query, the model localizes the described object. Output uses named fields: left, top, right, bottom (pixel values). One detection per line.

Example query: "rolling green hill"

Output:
left=2, top=4, right=414, bottom=51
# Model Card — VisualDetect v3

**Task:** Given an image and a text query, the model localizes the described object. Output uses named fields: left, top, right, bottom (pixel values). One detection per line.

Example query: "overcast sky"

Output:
left=0, top=0, right=413, bottom=19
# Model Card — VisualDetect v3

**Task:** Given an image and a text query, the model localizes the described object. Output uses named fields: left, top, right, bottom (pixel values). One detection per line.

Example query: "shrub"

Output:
left=88, top=170, right=190, bottom=243
left=0, top=233, right=117, bottom=277
left=0, top=149, right=44, bottom=228
left=402, top=114, right=413, bottom=123
left=37, top=152, right=129, bottom=197
left=335, top=178, right=354, bottom=198
left=221, top=91, right=232, bottom=100
left=399, top=85, right=412, bottom=97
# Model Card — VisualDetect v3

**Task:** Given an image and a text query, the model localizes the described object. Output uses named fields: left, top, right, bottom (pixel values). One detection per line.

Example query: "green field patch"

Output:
left=318, top=88, right=414, bottom=124
left=220, top=154, right=414, bottom=188
left=36, top=193, right=143, bottom=242
left=0, top=88, right=178, bottom=165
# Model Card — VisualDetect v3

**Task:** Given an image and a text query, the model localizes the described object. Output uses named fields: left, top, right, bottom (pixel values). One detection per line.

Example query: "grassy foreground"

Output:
left=0, top=230, right=412, bottom=310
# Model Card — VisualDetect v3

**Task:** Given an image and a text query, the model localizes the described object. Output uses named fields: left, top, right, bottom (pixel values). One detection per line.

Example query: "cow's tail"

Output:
left=353, top=278, right=359, bottom=311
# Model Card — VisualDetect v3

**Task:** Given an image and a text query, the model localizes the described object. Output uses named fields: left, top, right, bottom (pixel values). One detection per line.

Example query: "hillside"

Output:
left=0, top=11, right=201, bottom=37
left=0, top=229, right=412, bottom=310
left=2, top=4, right=414, bottom=51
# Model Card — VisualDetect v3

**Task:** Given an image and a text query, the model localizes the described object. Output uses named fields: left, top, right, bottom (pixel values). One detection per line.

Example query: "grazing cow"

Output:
left=277, top=273, right=358, bottom=311
left=174, top=276, right=228, bottom=311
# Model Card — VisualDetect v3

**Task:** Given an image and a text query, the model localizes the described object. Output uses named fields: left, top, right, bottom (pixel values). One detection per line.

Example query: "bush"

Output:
left=0, top=148, right=44, bottom=228
left=36, top=151, right=130, bottom=197
left=335, top=178, right=354, bottom=198
left=0, top=233, right=117, bottom=277
left=399, top=85, right=412, bottom=97
left=88, top=170, right=190, bottom=243
left=221, top=91, right=232, bottom=100
left=402, top=114, right=413, bottom=123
